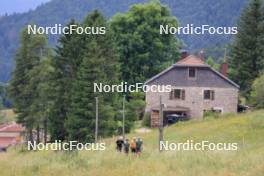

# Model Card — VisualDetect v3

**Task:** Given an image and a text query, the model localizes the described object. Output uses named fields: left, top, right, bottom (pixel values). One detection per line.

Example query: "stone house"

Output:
left=145, top=54, right=239, bottom=127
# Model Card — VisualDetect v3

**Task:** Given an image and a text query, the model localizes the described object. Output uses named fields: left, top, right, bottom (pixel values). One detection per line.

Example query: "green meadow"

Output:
left=1, top=110, right=264, bottom=176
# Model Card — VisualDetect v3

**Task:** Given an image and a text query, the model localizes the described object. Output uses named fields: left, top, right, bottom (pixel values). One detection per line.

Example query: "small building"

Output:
left=145, top=54, right=239, bottom=127
left=0, top=122, right=25, bottom=150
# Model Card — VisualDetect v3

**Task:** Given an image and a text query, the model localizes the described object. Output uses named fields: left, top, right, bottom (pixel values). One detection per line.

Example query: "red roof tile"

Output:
left=0, top=124, right=8, bottom=129
left=175, top=55, right=208, bottom=66
left=0, top=123, right=25, bottom=132
left=0, top=137, right=16, bottom=148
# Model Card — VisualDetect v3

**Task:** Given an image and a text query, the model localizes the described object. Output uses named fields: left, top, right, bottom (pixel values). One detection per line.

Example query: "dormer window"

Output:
left=189, top=68, right=196, bottom=78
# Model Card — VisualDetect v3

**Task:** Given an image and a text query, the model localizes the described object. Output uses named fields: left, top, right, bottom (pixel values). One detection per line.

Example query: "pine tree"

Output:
left=66, top=10, right=120, bottom=142
left=49, top=20, right=84, bottom=141
left=66, top=41, right=118, bottom=142
left=8, top=28, right=48, bottom=141
left=230, top=0, right=264, bottom=97
left=27, top=57, right=54, bottom=143
left=66, top=41, right=102, bottom=142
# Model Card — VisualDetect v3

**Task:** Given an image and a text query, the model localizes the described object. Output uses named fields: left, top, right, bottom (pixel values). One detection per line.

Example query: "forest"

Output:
left=6, top=0, right=264, bottom=144
left=0, top=0, right=250, bottom=83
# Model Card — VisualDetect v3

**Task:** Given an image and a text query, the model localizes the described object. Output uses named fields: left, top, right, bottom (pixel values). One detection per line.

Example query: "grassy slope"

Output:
left=0, top=110, right=264, bottom=176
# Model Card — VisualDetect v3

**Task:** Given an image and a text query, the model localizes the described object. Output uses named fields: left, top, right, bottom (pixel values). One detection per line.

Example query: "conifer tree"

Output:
left=49, top=20, right=84, bottom=140
left=230, top=0, right=264, bottom=97
left=66, top=10, right=119, bottom=142
left=8, top=28, right=48, bottom=141
left=27, top=57, right=54, bottom=143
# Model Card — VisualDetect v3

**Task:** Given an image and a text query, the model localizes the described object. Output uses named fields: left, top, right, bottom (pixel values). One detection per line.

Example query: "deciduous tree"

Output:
left=110, top=2, right=180, bottom=84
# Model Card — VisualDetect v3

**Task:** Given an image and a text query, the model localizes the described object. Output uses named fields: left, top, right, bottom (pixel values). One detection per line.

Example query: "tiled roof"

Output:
left=0, top=137, right=16, bottom=148
left=0, top=124, right=8, bottom=129
left=145, top=54, right=239, bottom=88
left=0, top=123, right=25, bottom=132
left=175, top=55, right=208, bottom=67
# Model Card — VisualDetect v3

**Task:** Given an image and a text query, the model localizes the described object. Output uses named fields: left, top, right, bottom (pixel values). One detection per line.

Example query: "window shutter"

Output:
left=211, top=90, right=215, bottom=100
left=169, top=91, right=173, bottom=100
left=181, top=89, right=185, bottom=100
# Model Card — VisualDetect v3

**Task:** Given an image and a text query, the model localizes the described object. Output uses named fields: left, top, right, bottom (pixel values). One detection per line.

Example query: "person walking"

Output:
left=116, top=136, right=124, bottom=152
left=123, top=139, right=130, bottom=155
left=136, top=137, right=143, bottom=156
left=130, top=137, right=137, bottom=154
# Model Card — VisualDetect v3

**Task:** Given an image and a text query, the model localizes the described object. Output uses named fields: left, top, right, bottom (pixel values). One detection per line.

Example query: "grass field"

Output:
left=0, top=110, right=264, bottom=176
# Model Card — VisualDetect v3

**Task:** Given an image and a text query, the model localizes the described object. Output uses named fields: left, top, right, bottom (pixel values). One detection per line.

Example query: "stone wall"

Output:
left=146, top=86, right=238, bottom=127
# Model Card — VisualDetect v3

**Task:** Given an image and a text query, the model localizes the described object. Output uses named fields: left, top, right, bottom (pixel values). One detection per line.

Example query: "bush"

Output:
left=126, top=99, right=145, bottom=131
left=123, top=92, right=146, bottom=131
left=142, top=112, right=151, bottom=127
left=203, top=110, right=221, bottom=119
left=250, top=73, right=264, bottom=108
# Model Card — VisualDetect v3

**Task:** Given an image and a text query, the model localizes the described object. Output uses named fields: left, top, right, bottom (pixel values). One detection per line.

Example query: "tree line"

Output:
left=229, top=0, right=264, bottom=107
left=7, top=0, right=264, bottom=144
left=0, top=0, right=249, bottom=83
left=8, top=2, right=179, bottom=143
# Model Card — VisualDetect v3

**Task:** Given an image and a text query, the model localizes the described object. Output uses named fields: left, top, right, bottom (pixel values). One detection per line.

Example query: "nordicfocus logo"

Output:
left=27, top=24, right=106, bottom=35
left=160, top=140, right=238, bottom=151
left=28, top=140, right=106, bottom=151
left=93, top=82, right=172, bottom=93
left=160, top=24, right=238, bottom=35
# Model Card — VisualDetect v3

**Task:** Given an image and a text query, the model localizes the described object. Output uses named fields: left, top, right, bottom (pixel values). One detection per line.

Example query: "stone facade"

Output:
left=146, top=86, right=238, bottom=127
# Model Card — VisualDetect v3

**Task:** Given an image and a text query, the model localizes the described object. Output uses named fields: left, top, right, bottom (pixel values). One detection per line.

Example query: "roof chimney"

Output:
left=199, top=49, right=205, bottom=61
left=220, top=62, right=228, bottom=77
left=180, top=50, right=188, bottom=60
left=220, top=48, right=228, bottom=77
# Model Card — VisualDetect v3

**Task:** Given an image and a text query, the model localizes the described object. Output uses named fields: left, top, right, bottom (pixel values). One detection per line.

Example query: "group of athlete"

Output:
left=116, top=136, right=143, bottom=155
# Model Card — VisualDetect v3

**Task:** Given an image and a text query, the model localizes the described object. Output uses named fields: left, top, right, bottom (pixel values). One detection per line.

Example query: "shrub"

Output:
left=203, top=110, right=221, bottom=119
left=250, top=73, right=264, bottom=108
left=142, top=111, right=151, bottom=127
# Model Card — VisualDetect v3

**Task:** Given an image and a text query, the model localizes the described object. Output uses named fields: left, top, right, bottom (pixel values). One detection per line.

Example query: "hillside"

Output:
left=0, top=0, right=51, bottom=15
left=0, top=110, right=263, bottom=176
left=0, top=0, right=249, bottom=83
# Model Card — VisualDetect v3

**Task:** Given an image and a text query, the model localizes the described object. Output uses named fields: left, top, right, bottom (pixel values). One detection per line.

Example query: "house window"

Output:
left=204, top=90, right=215, bottom=100
left=189, top=68, right=196, bottom=78
left=170, top=89, right=185, bottom=100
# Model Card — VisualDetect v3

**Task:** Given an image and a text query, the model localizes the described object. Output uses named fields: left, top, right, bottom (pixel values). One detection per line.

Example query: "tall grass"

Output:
left=0, top=110, right=264, bottom=176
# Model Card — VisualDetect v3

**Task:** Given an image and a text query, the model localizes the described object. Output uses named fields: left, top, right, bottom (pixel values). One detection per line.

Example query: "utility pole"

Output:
left=95, top=97, right=99, bottom=143
left=159, top=95, right=164, bottom=152
left=122, top=95, right=126, bottom=139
